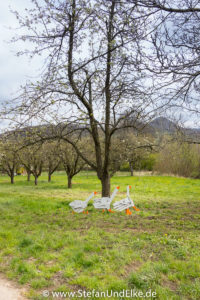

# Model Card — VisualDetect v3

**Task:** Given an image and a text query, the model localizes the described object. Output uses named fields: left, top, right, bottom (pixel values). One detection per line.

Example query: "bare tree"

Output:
left=19, top=147, right=32, bottom=181
left=19, top=144, right=44, bottom=186
left=0, top=142, right=19, bottom=184
left=43, top=141, right=61, bottom=182
left=6, top=0, right=179, bottom=195
left=59, top=142, right=85, bottom=188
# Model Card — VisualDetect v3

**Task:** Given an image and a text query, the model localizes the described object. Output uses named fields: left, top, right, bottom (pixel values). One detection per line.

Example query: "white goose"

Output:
left=113, top=185, right=140, bottom=215
left=69, top=191, right=97, bottom=214
left=93, top=186, right=120, bottom=212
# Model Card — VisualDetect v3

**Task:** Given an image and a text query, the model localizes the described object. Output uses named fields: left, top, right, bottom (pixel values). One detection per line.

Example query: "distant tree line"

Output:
left=1, top=128, right=200, bottom=186
left=0, top=129, right=157, bottom=186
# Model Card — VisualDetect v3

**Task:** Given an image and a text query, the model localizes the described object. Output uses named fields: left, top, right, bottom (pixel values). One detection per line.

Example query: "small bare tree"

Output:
left=43, top=141, right=61, bottom=182
left=59, top=142, right=85, bottom=188
left=0, top=140, right=19, bottom=184
left=19, top=144, right=44, bottom=186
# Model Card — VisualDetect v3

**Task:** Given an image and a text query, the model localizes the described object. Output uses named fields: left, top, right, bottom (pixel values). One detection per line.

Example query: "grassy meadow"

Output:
left=0, top=171, right=200, bottom=299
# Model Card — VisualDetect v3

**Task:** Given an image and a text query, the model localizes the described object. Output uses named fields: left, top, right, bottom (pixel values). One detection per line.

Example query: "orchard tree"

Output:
left=0, top=137, right=20, bottom=184
left=43, top=141, right=61, bottom=182
left=121, top=132, right=156, bottom=176
left=19, top=145, right=32, bottom=181
left=7, top=0, right=176, bottom=196
left=59, top=141, right=85, bottom=188
left=19, top=144, right=44, bottom=185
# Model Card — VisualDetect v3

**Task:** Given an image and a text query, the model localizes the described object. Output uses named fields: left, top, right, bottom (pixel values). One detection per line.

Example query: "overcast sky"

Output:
left=0, top=0, right=43, bottom=102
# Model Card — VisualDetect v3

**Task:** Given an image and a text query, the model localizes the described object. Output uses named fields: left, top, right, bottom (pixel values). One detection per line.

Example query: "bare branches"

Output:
left=4, top=0, right=200, bottom=194
left=130, top=0, right=200, bottom=13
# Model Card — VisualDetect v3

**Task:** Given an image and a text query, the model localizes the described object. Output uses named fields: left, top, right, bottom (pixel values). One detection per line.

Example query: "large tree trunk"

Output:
left=48, top=172, right=51, bottom=182
left=68, top=176, right=72, bottom=188
left=101, top=173, right=110, bottom=197
left=11, top=173, right=14, bottom=184
left=34, top=176, right=38, bottom=186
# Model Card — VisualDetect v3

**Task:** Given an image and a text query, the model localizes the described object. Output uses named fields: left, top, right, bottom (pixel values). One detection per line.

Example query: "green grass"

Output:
left=0, top=171, right=200, bottom=299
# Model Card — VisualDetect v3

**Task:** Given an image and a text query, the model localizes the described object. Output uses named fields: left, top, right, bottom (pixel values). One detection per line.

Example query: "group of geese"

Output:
left=69, top=185, right=140, bottom=215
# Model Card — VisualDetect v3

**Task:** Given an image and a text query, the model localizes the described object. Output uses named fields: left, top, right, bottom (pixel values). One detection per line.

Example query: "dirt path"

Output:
left=0, top=277, right=26, bottom=300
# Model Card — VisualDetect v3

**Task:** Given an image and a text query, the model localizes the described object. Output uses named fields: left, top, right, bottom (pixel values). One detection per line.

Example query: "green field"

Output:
left=0, top=171, right=200, bottom=299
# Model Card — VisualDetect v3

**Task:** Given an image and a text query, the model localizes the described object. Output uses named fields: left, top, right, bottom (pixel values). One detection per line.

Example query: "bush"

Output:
left=140, top=154, right=156, bottom=171
left=154, top=142, right=200, bottom=178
